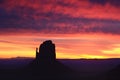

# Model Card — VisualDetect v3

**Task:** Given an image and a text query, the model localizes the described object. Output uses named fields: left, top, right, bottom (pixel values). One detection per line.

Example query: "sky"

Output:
left=0, top=0, right=120, bottom=59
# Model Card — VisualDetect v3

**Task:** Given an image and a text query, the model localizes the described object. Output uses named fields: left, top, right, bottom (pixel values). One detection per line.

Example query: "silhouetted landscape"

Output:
left=0, top=0, right=120, bottom=79
left=0, top=40, right=120, bottom=80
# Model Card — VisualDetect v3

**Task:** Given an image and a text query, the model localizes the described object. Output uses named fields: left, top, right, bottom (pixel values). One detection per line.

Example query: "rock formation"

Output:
left=36, top=40, right=56, bottom=63
left=27, top=40, right=72, bottom=77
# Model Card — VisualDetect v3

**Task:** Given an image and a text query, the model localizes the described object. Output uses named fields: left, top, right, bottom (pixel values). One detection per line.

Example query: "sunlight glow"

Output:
left=0, top=34, right=120, bottom=59
left=102, top=48, right=120, bottom=54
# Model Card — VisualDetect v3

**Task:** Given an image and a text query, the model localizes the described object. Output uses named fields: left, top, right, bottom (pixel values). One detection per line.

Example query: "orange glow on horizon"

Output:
left=0, top=0, right=120, bottom=59
left=0, top=33, right=120, bottom=59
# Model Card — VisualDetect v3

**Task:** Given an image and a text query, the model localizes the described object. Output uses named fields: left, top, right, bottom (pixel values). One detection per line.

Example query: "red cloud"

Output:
left=1, top=0, right=120, bottom=20
left=0, top=0, right=120, bottom=35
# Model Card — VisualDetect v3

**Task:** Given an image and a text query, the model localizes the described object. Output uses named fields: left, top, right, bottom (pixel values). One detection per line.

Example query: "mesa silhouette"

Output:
left=27, top=40, right=72, bottom=76
left=0, top=40, right=73, bottom=80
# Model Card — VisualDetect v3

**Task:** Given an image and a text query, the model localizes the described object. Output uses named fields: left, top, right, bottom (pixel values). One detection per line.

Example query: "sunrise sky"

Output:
left=0, top=0, right=120, bottom=59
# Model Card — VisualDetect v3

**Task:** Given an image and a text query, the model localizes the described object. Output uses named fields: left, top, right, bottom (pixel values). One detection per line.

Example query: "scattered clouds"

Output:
left=0, top=0, right=120, bottom=35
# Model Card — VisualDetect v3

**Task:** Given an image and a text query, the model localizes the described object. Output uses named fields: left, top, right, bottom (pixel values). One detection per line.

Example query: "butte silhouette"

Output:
left=36, top=40, right=56, bottom=63
left=27, top=40, right=72, bottom=76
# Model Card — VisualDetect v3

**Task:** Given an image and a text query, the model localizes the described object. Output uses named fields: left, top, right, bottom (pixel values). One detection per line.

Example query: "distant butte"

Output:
left=36, top=40, right=56, bottom=63
left=27, top=40, right=72, bottom=76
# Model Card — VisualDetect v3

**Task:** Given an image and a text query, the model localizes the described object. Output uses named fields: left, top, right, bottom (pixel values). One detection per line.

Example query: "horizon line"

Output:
left=0, top=57, right=120, bottom=60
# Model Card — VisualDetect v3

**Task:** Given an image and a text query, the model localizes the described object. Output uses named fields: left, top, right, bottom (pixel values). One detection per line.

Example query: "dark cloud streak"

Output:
left=90, top=0, right=120, bottom=7
left=0, top=0, right=5, bottom=4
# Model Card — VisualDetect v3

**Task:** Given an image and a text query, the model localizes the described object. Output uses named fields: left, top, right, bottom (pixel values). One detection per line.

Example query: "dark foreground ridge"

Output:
left=107, top=64, right=120, bottom=80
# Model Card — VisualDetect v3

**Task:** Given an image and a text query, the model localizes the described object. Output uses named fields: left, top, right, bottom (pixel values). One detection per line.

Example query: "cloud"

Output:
left=0, top=40, right=13, bottom=43
left=89, top=0, right=120, bottom=7
left=0, top=0, right=120, bottom=35
left=0, top=0, right=5, bottom=4
left=1, top=0, right=120, bottom=20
